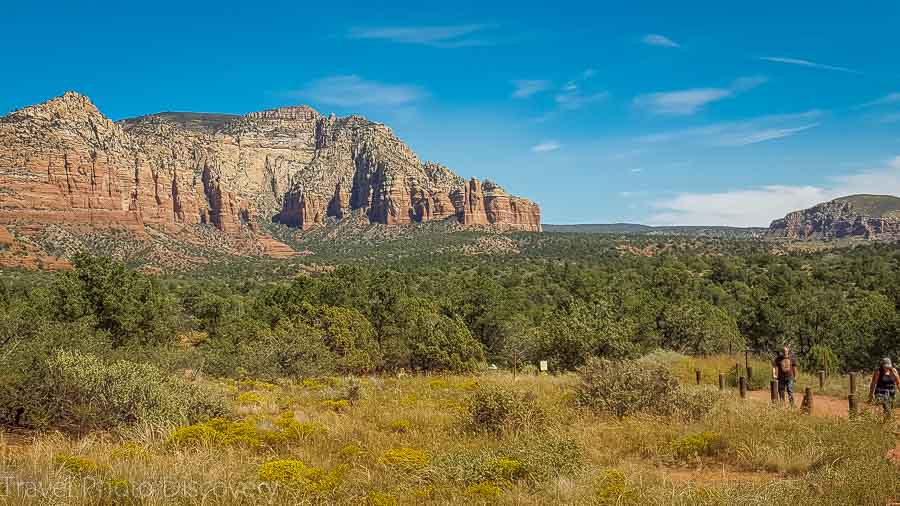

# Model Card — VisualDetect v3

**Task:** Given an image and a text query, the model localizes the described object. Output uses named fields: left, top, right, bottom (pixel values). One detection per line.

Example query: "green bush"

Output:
left=806, top=344, right=840, bottom=376
left=27, top=350, right=225, bottom=430
left=666, top=385, right=725, bottom=420
left=669, top=431, right=725, bottom=460
left=435, top=433, right=582, bottom=486
left=465, top=384, right=547, bottom=434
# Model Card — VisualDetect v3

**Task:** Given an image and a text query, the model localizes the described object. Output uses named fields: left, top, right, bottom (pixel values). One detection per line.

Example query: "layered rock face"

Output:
left=0, top=92, right=541, bottom=236
left=768, top=195, right=900, bottom=240
left=0, top=92, right=250, bottom=234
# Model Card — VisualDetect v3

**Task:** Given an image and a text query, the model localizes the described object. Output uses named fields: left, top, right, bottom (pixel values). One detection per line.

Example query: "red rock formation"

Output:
left=768, top=195, right=900, bottom=240
left=0, top=92, right=542, bottom=242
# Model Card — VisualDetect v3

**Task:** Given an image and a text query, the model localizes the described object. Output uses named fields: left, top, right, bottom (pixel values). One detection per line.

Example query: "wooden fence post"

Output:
left=849, top=394, right=858, bottom=418
left=718, top=373, right=725, bottom=391
left=695, top=369, right=702, bottom=385
left=818, top=370, right=825, bottom=389
left=770, top=380, right=778, bottom=404
left=739, top=376, right=747, bottom=399
left=849, top=372, right=857, bottom=395
left=801, top=387, right=813, bottom=414
left=746, top=366, right=753, bottom=389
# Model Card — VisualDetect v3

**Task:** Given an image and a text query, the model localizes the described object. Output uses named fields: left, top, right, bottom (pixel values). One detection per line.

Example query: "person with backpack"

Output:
left=772, top=344, right=798, bottom=407
left=869, top=358, right=898, bottom=419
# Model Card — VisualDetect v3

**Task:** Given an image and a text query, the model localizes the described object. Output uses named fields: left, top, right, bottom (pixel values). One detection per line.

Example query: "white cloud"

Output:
left=715, top=123, right=820, bottom=146
left=555, top=91, right=609, bottom=110
left=634, top=88, right=731, bottom=115
left=549, top=68, right=607, bottom=110
left=511, top=80, right=551, bottom=98
left=348, top=25, right=491, bottom=48
left=758, top=56, right=859, bottom=74
left=638, top=110, right=823, bottom=145
left=634, top=76, right=766, bottom=115
left=649, top=156, right=900, bottom=226
left=294, top=75, right=427, bottom=108
left=859, top=92, right=900, bottom=108
left=642, top=34, right=680, bottom=48
left=531, top=140, right=561, bottom=153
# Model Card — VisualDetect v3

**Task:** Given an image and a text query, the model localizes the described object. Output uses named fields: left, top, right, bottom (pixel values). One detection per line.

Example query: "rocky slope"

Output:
left=767, top=195, right=900, bottom=240
left=0, top=92, right=541, bottom=251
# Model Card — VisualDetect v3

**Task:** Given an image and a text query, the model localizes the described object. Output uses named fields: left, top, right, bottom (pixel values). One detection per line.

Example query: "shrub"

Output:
left=485, top=457, right=526, bottom=481
left=168, top=415, right=322, bottom=449
left=670, top=431, right=725, bottom=460
left=35, top=350, right=226, bottom=430
left=387, top=419, right=412, bottom=433
left=806, top=344, right=840, bottom=376
left=465, top=384, right=547, bottom=434
left=338, top=444, right=362, bottom=459
left=466, top=481, right=504, bottom=498
left=435, top=434, right=582, bottom=486
left=367, top=491, right=398, bottom=506
left=54, top=455, right=109, bottom=476
left=109, top=442, right=153, bottom=462
left=594, top=469, right=637, bottom=505
left=274, top=412, right=327, bottom=440
left=380, top=448, right=430, bottom=470
left=321, top=399, right=349, bottom=412
left=257, top=459, right=346, bottom=494
left=236, top=392, right=264, bottom=405
left=168, top=418, right=260, bottom=448
left=666, top=385, right=725, bottom=420
left=574, top=357, right=679, bottom=417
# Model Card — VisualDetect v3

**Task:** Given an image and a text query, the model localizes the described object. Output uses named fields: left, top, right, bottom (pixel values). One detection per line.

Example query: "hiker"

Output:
left=772, top=344, right=798, bottom=407
left=869, top=358, right=899, bottom=419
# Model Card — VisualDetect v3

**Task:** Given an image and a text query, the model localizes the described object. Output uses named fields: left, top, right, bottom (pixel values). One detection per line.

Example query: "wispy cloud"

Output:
left=650, top=156, right=900, bottom=226
left=758, top=56, right=860, bottom=74
left=859, top=92, right=900, bottom=108
left=642, top=34, right=679, bottom=48
left=293, top=75, right=427, bottom=108
left=553, top=69, right=608, bottom=110
left=555, top=91, right=609, bottom=110
left=511, top=80, right=551, bottom=98
left=532, top=140, right=561, bottom=153
left=639, top=110, right=823, bottom=146
left=348, top=24, right=492, bottom=48
left=716, top=123, right=820, bottom=146
left=634, top=76, right=767, bottom=116
left=634, top=88, right=731, bottom=115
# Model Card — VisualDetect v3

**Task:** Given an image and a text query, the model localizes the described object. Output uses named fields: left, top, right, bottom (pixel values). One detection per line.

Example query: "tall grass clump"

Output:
left=464, top=383, right=548, bottom=434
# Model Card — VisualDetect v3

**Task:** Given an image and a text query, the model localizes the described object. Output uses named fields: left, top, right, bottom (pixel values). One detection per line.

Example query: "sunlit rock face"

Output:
left=0, top=92, right=541, bottom=233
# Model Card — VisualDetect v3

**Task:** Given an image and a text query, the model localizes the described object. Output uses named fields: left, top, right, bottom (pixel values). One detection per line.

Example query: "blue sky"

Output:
left=3, top=1, right=900, bottom=226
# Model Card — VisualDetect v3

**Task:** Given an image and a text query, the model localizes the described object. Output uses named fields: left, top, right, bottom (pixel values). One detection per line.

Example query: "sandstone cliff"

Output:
left=0, top=92, right=541, bottom=241
left=767, top=195, right=900, bottom=240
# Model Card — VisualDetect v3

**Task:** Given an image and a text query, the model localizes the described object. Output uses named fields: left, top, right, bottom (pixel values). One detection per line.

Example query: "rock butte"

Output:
left=768, top=195, right=900, bottom=240
left=0, top=92, right=541, bottom=247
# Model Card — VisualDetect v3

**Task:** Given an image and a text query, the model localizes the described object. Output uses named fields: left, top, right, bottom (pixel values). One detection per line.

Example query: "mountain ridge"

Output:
left=0, top=92, right=540, bottom=256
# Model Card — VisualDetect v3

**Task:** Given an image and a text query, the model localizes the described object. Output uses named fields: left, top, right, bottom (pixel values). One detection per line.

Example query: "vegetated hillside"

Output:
left=835, top=194, right=900, bottom=218
left=2, top=236, right=900, bottom=503
left=545, top=223, right=765, bottom=238
left=768, top=194, right=900, bottom=240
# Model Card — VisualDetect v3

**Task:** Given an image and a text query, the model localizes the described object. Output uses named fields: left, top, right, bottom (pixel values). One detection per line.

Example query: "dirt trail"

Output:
left=745, top=389, right=866, bottom=418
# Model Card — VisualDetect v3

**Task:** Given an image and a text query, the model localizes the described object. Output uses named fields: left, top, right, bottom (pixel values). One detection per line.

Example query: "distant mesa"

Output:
left=0, top=91, right=541, bottom=244
left=545, top=223, right=764, bottom=237
left=767, top=194, right=900, bottom=240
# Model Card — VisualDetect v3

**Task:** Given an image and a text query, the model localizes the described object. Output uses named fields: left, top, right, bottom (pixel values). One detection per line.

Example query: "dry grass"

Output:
left=0, top=364, right=898, bottom=505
